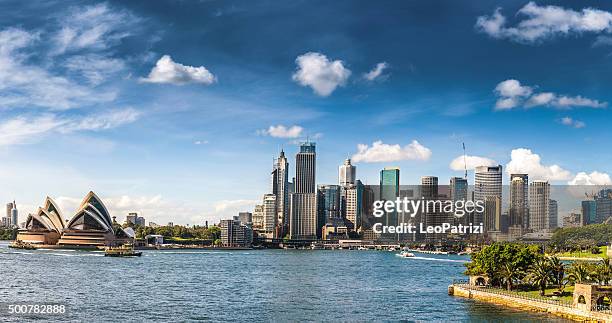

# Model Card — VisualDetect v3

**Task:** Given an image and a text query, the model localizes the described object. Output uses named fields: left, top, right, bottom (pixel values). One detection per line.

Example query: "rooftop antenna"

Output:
left=462, top=142, right=468, bottom=179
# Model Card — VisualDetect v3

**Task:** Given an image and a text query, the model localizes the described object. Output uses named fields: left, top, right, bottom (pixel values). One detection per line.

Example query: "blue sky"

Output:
left=2, top=0, right=612, bottom=224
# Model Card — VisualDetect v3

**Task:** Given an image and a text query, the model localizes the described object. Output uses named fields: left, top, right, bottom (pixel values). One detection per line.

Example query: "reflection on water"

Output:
left=0, top=241, right=569, bottom=322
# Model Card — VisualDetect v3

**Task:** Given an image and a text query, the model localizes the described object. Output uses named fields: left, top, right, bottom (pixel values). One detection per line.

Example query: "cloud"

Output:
left=363, top=62, right=389, bottom=81
left=64, top=54, right=126, bottom=85
left=449, top=155, right=497, bottom=171
left=494, top=79, right=606, bottom=110
left=292, top=52, right=351, bottom=96
left=568, top=171, right=612, bottom=185
left=593, top=35, right=612, bottom=47
left=0, top=108, right=141, bottom=146
left=259, top=125, right=304, bottom=138
left=351, top=140, right=431, bottom=163
left=505, top=148, right=572, bottom=181
left=560, top=117, right=586, bottom=128
left=476, top=2, right=612, bottom=43
left=140, top=55, right=216, bottom=85
left=0, top=28, right=117, bottom=110
left=194, top=140, right=209, bottom=145
left=52, top=3, right=138, bottom=54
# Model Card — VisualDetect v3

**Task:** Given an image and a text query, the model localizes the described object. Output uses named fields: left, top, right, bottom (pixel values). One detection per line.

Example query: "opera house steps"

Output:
left=15, top=192, right=133, bottom=249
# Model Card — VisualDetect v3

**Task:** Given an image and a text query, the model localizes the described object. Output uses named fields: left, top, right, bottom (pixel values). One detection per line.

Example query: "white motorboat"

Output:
left=397, top=251, right=415, bottom=258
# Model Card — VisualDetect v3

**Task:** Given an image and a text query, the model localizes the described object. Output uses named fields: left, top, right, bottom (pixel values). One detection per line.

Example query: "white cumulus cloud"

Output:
left=568, top=171, right=612, bottom=185
left=259, top=125, right=304, bottom=138
left=476, top=2, right=612, bottom=43
left=505, top=148, right=572, bottom=181
left=351, top=140, right=431, bottom=163
left=140, top=55, right=216, bottom=85
left=494, top=79, right=606, bottom=110
left=449, top=155, right=497, bottom=171
left=292, top=52, right=351, bottom=96
left=363, top=62, right=389, bottom=81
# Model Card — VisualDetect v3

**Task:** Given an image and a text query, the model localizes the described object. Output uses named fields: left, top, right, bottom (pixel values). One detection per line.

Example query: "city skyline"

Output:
left=2, top=1, right=612, bottom=225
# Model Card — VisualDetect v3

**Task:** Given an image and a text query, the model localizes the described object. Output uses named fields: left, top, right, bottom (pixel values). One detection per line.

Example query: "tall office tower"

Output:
left=449, top=177, right=468, bottom=201
left=361, top=185, right=376, bottom=228
left=339, top=158, right=356, bottom=186
left=421, top=176, right=438, bottom=198
left=6, top=202, right=14, bottom=227
left=380, top=167, right=400, bottom=240
left=295, top=142, right=316, bottom=194
left=549, top=199, right=558, bottom=230
left=317, top=184, right=341, bottom=224
left=595, top=189, right=612, bottom=223
left=509, top=174, right=529, bottom=229
left=252, top=204, right=264, bottom=230
left=581, top=200, right=597, bottom=225
left=474, top=165, right=503, bottom=233
left=344, top=180, right=363, bottom=231
left=271, top=150, right=289, bottom=236
left=290, top=141, right=317, bottom=240
left=262, top=194, right=277, bottom=238
left=529, top=180, right=550, bottom=232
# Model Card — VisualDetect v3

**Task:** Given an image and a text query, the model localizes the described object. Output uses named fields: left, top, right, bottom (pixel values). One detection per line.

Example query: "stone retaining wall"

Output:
left=449, top=284, right=612, bottom=322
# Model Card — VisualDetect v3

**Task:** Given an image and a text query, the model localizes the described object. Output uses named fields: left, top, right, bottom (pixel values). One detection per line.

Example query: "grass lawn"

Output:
left=516, top=285, right=575, bottom=303
left=554, top=246, right=607, bottom=259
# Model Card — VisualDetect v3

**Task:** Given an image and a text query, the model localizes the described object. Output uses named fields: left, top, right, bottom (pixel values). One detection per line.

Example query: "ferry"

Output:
left=104, top=243, right=142, bottom=257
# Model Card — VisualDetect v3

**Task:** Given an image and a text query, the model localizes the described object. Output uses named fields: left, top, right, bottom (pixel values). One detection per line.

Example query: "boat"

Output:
left=9, top=240, right=37, bottom=250
left=357, top=246, right=368, bottom=251
left=397, top=251, right=415, bottom=258
left=104, top=243, right=142, bottom=257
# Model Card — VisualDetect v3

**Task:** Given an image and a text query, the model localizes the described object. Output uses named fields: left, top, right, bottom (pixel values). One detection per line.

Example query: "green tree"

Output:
left=591, top=258, right=611, bottom=285
left=567, top=262, right=591, bottom=284
left=527, top=257, right=552, bottom=296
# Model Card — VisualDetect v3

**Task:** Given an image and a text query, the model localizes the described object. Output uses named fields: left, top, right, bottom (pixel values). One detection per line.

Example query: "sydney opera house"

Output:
left=17, top=191, right=132, bottom=248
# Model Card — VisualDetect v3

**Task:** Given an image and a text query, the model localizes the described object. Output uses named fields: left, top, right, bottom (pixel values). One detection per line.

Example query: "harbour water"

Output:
left=0, top=241, right=568, bottom=322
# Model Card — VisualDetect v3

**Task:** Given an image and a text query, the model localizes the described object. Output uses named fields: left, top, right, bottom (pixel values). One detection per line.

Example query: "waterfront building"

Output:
left=338, top=158, right=356, bottom=186
left=271, top=150, right=289, bottom=237
left=317, top=184, right=341, bottom=238
left=220, top=217, right=253, bottom=247
left=509, top=174, right=529, bottom=229
left=262, top=194, right=276, bottom=238
left=289, top=141, right=317, bottom=240
left=529, top=180, right=550, bottom=232
left=548, top=199, right=558, bottom=229
left=380, top=167, right=400, bottom=237
left=17, top=197, right=65, bottom=245
left=252, top=204, right=264, bottom=230
left=474, top=165, right=502, bottom=233
left=126, top=212, right=145, bottom=227
left=344, top=180, right=363, bottom=232
left=289, top=193, right=317, bottom=240
left=11, top=201, right=18, bottom=228
left=238, top=212, right=252, bottom=225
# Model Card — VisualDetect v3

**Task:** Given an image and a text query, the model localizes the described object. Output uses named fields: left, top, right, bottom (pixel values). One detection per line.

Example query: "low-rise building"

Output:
left=220, top=217, right=253, bottom=247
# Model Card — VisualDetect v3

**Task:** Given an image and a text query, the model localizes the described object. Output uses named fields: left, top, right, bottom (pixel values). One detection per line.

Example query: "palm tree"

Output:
left=591, top=258, right=611, bottom=285
left=499, top=261, right=523, bottom=291
left=567, top=262, right=591, bottom=284
left=527, top=258, right=552, bottom=296
left=548, top=256, right=565, bottom=288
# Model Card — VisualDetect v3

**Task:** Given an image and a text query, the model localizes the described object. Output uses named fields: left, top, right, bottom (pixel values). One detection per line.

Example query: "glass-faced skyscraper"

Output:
left=290, top=141, right=317, bottom=240
left=379, top=167, right=400, bottom=237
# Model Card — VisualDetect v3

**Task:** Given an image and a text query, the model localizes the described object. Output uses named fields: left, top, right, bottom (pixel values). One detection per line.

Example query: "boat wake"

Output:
left=399, top=255, right=468, bottom=263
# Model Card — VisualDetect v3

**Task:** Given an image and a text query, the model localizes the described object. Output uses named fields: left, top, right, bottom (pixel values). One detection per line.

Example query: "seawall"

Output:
left=449, top=284, right=612, bottom=322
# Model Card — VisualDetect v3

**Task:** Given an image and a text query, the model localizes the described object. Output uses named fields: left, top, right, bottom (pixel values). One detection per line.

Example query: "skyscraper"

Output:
left=262, top=194, right=277, bottom=238
left=529, top=180, right=550, bottom=232
left=6, top=201, right=16, bottom=228
left=338, top=158, right=356, bottom=186
left=549, top=199, right=558, bottom=230
left=344, top=180, right=363, bottom=231
left=272, top=150, right=289, bottom=236
left=474, top=165, right=503, bottom=233
left=449, top=177, right=468, bottom=202
left=509, top=174, right=529, bottom=229
left=290, top=141, right=317, bottom=240
left=380, top=167, right=400, bottom=240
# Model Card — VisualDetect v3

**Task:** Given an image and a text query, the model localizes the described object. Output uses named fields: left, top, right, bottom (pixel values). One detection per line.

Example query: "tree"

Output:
left=567, top=262, right=591, bottom=284
left=527, top=257, right=552, bottom=296
left=548, top=256, right=565, bottom=287
left=500, top=261, right=525, bottom=291
left=591, top=258, right=611, bottom=285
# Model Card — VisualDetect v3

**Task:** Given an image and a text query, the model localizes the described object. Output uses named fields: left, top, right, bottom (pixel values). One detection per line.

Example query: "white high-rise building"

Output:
left=509, top=174, right=529, bottom=228
left=344, top=181, right=363, bottom=231
left=338, top=159, right=356, bottom=187
left=262, top=194, right=277, bottom=238
left=529, top=180, right=550, bottom=232
left=474, top=165, right=503, bottom=233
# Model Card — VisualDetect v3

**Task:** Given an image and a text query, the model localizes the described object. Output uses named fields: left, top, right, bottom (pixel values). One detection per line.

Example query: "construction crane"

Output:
left=462, top=142, right=468, bottom=179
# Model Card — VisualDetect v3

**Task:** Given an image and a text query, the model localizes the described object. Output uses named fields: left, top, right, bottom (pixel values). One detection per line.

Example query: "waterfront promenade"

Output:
left=450, top=282, right=612, bottom=322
